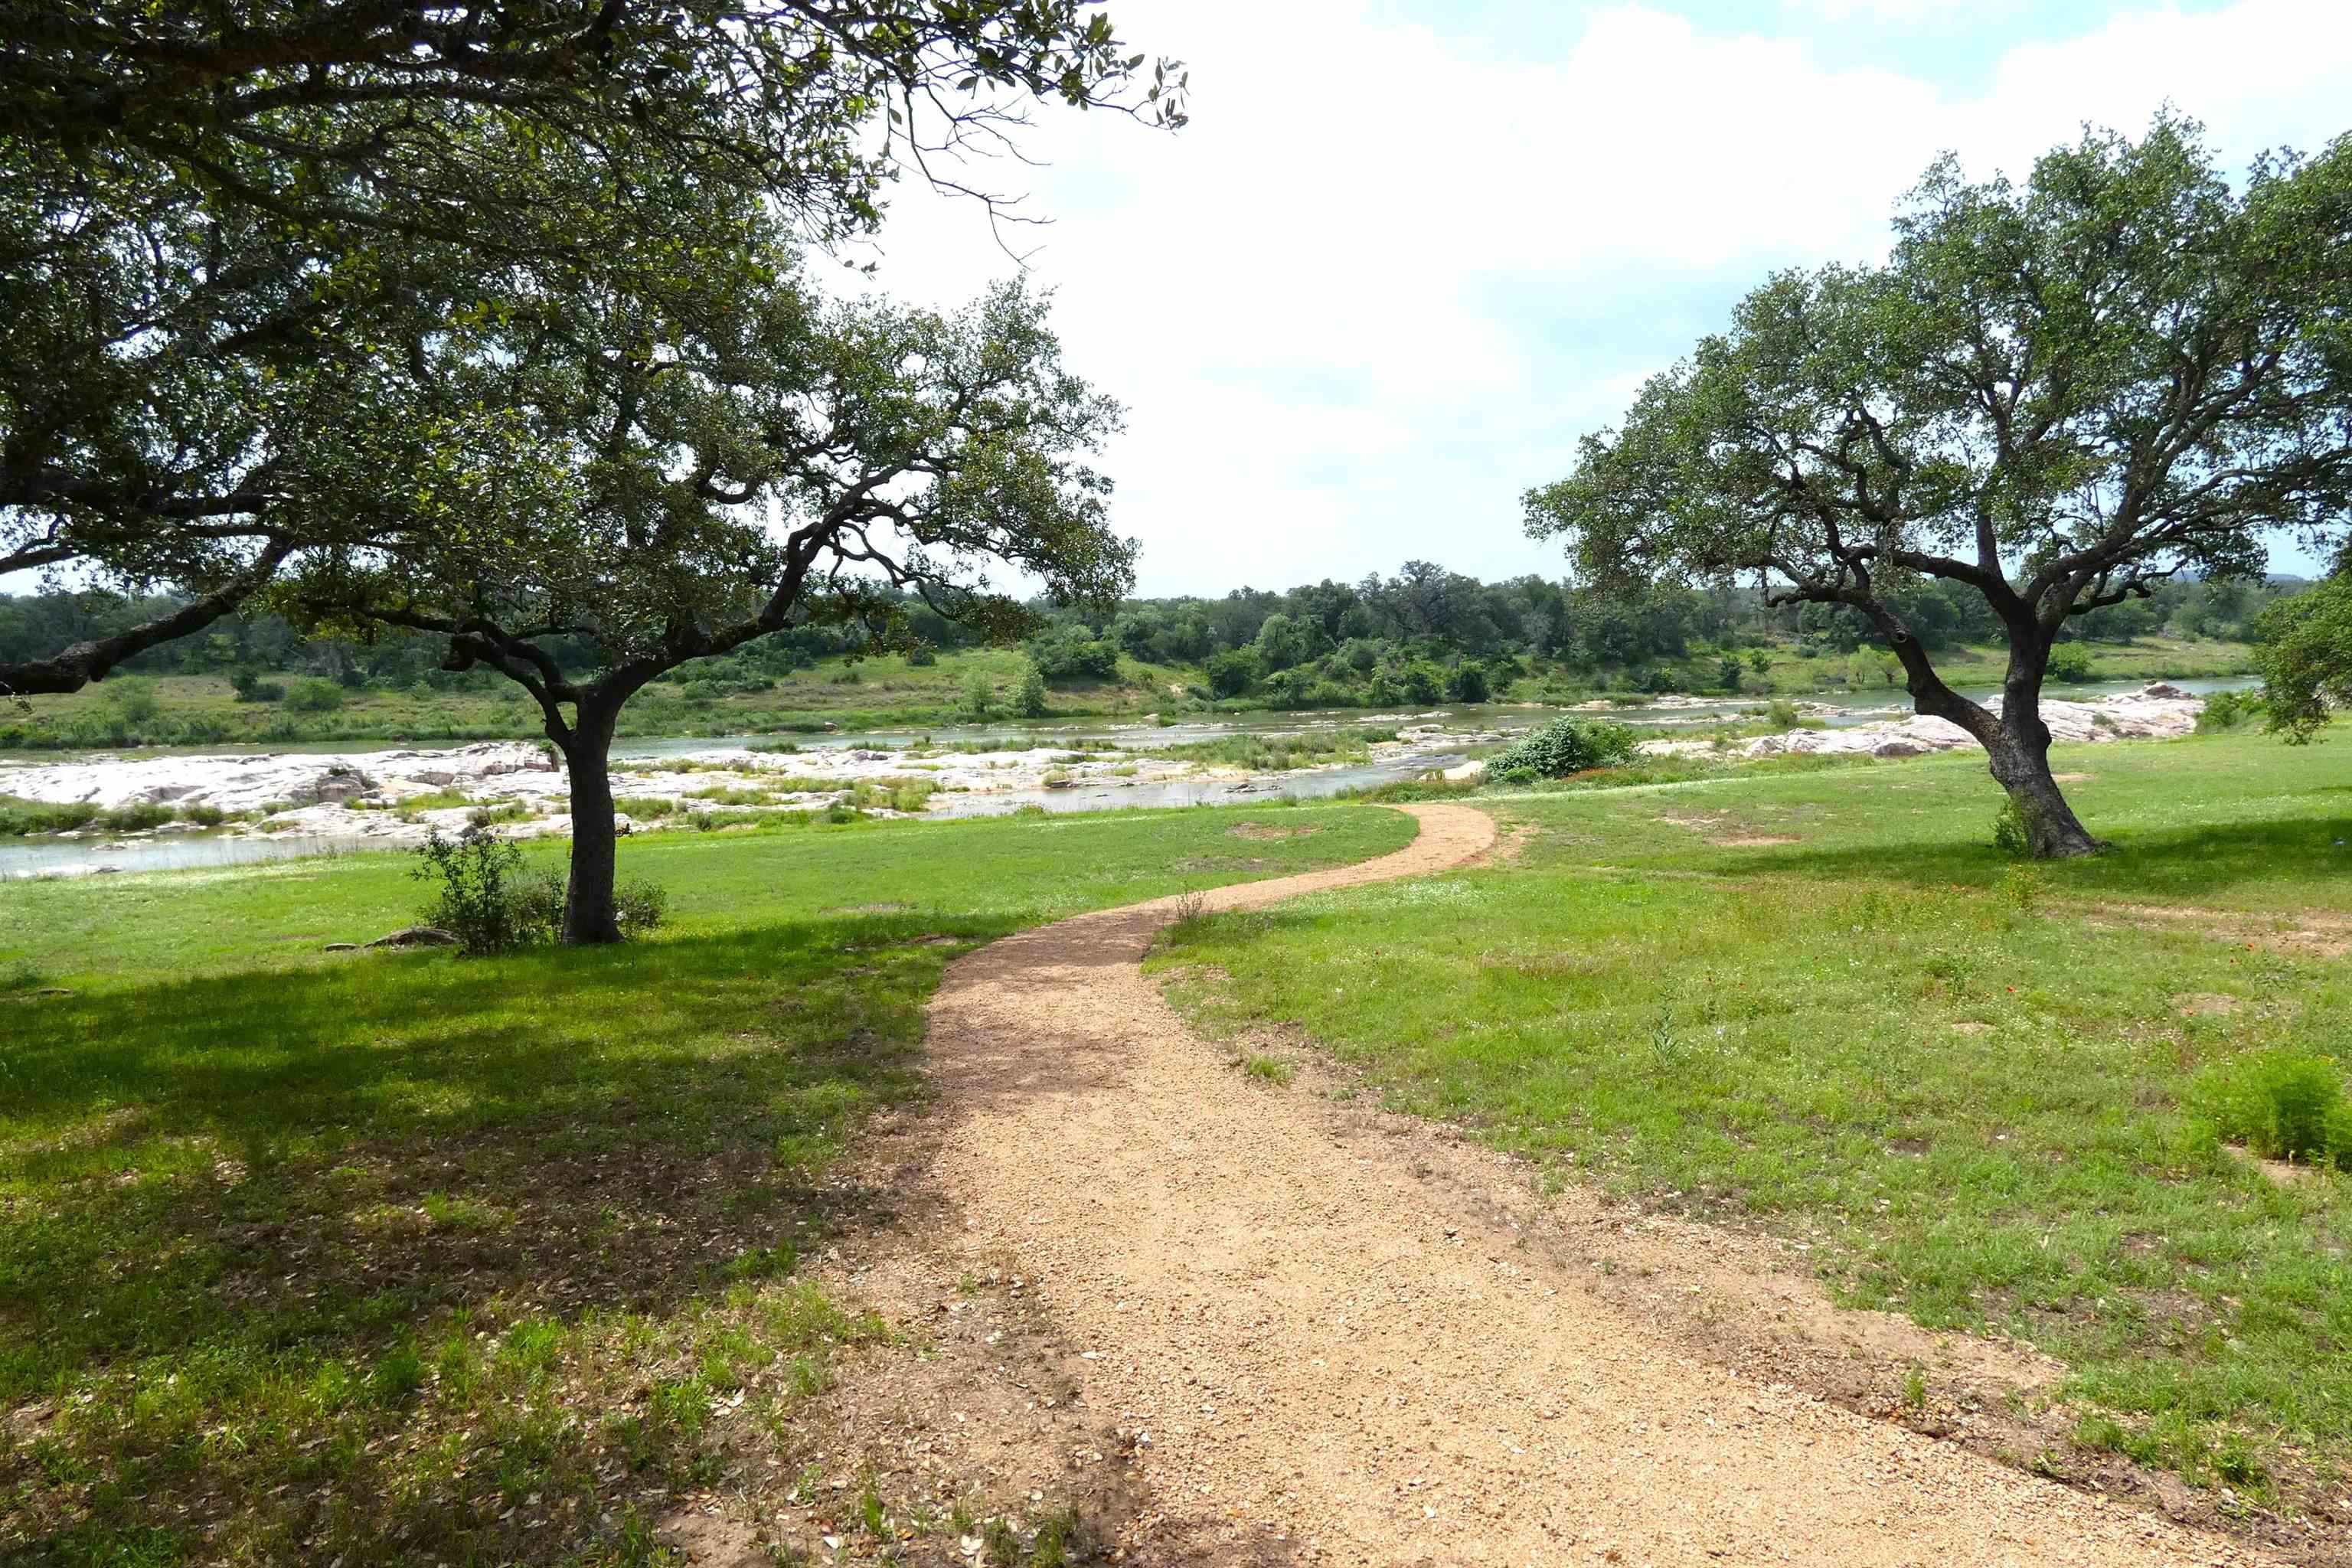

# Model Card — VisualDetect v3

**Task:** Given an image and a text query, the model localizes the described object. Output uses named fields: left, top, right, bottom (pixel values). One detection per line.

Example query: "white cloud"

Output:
left=1780, top=0, right=2014, bottom=22
left=864, top=1, right=2352, bottom=595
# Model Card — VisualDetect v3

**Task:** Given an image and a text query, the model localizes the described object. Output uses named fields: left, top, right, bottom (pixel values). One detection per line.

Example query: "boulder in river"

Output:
left=287, top=767, right=376, bottom=806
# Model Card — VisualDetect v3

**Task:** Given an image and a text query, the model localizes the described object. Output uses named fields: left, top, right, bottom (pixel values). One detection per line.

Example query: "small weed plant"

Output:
left=1992, top=797, right=2032, bottom=856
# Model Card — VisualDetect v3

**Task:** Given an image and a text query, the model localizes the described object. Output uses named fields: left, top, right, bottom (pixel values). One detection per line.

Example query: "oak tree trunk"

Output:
left=555, top=701, right=623, bottom=944
left=1987, top=688, right=2104, bottom=858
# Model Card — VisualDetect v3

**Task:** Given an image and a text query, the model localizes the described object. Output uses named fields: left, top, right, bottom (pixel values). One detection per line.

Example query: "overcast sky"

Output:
left=858, top=0, right=2352, bottom=598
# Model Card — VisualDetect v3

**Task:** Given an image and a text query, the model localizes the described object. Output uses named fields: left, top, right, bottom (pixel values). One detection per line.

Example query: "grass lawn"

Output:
left=0, top=802, right=1413, bottom=1566
left=1152, top=728, right=2352, bottom=1508
left=1738, top=633, right=2259, bottom=697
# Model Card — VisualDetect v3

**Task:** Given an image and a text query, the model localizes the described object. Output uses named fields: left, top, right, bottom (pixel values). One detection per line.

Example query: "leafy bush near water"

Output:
left=412, top=826, right=667, bottom=956
left=2196, top=688, right=2265, bottom=731
left=1487, top=717, right=1640, bottom=782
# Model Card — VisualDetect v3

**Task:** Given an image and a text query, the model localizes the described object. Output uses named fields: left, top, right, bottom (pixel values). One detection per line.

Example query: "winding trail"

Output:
left=923, top=805, right=2272, bottom=1566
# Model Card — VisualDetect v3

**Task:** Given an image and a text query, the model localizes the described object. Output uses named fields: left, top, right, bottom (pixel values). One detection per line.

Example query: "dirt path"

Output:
left=923, top=805, right=2274, bottom=1566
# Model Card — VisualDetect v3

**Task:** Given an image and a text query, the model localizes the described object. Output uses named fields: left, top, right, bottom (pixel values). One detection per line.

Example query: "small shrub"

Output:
left=231, top=671, right=286, bottom=704
left=283, top=678, right=345, bottom=713
left=1487, top=717, right=1639, bottom=782
left=614, top=879, right=670, bottom=936
left=0, top=798, right=101, bottom=836
left=906, top=642, right=938, bottom=667
left=2197, top=688, right=2263, bottom=731
left=960, top=669, right=993, bottom=720
left=100, top=676, right=161, bottom=724
left=1992, top=797, right=2032, bottom=856
left=2044, top=642, right=2096, bottom=684
left=411, top=826, right=539, bottom=956
left=1764, top=699, right=1803, bottom=731
left=1017, top=661, right=1050, bottom=717
left=2192, top=1050, right=2352, bottom=1167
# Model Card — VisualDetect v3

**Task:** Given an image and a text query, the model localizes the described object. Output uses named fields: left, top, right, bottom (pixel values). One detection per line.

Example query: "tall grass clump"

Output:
left=2191, top=1049, right=2352, bottom=1168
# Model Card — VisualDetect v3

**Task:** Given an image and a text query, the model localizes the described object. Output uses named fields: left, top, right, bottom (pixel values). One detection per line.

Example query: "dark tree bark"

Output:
left=1860, top=593, right=2108, bottom=859
left=1985, top=724, right=2102, bottom=858
left=551, top=695, right=624, bottom=946
left=1985, top=649, right=2105, bottom=858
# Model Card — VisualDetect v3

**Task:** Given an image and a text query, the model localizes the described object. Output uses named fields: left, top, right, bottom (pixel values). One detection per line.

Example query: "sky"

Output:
left=855, top=0, right=2352, bottom=598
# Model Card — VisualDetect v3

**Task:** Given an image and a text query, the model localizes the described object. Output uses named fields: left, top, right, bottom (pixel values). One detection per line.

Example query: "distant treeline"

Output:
left=1, top=564, right=2302, bottom=707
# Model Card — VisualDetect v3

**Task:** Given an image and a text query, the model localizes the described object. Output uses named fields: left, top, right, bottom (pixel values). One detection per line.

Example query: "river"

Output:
left=0, top=677, right=2255, bottom=880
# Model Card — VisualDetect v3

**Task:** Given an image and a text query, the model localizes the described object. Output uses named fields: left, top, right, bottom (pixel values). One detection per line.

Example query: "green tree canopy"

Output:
left=1526, top=115, right=2352, bottom=856
left=1, top=1, right=1181, bottom=695
left=2254, top=576, right=2352, bottom=742
left=296, top=247, right=1130, bottom=941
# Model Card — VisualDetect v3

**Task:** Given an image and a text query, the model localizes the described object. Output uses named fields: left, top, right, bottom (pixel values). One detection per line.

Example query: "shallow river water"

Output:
left=0, top=677, right=2253, bottom=880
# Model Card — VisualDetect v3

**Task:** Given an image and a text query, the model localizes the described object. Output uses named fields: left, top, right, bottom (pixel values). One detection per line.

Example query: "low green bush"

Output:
left=1487, top=717, right=1640, bottom=782
left=413, top=826, right=669, bottom=955
left=283, top=678, right=346, bottom=713
left=2045, top=642, right=2097, bottom=683
left=2197, top=688, right=2264, bottom=731
left=0, top=797, right=101, bottom=835
left=2191, top=1049, right=2352, bottom=1168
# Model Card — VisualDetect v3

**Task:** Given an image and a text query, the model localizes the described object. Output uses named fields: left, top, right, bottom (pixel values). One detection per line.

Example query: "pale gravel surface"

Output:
left=923, top=804, right=2279, bottom=1566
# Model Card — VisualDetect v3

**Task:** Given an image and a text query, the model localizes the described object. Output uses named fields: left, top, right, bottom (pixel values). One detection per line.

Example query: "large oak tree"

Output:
left=296, top=227, right=1130, bottom=942
left=1526, top=116, right=2352, bottom=855
left=1, top=1, right=1182, bottom=695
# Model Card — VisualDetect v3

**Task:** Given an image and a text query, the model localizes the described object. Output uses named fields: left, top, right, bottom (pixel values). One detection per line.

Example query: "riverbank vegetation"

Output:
left=0, top=803, right=1413, bottom=1565
left=1153, top=724, right=2352, bottom=1515
left=0, top=594, right=2270, bottom=756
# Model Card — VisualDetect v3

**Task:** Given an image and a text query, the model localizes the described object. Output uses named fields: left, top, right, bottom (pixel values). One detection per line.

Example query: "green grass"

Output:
left=0, top=797, right=230, bottom=837
left=1138, top=727, right=1399, bottom=771
left=0, top=802, right=1412, bottom=1564
left=1152, top=727, right=2352, bottom=1504
left=1723, top=634, right=2257, bottom=697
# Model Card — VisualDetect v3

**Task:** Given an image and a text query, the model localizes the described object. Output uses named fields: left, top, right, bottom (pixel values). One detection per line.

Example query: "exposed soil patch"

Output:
left=2174, top=992, right=2246, bottom=1018
left=2230, top=1145, right=2327, bottom=1189
left=1711, top=833, right=1802, bottom=848
left=2088, top=901, right=2352, bottom=961
left=1225, top=822, right=1322, bottom=841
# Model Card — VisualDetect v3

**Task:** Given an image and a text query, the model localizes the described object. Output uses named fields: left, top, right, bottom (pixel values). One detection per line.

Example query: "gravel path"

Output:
left=923, top=805, right=2273, bottom=1566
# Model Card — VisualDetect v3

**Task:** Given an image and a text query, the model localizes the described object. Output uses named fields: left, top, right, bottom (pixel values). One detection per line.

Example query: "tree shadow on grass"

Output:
left=1699, top=815, right=2352, bottom=910
left=0, top=911, right=1005, bottom=1563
